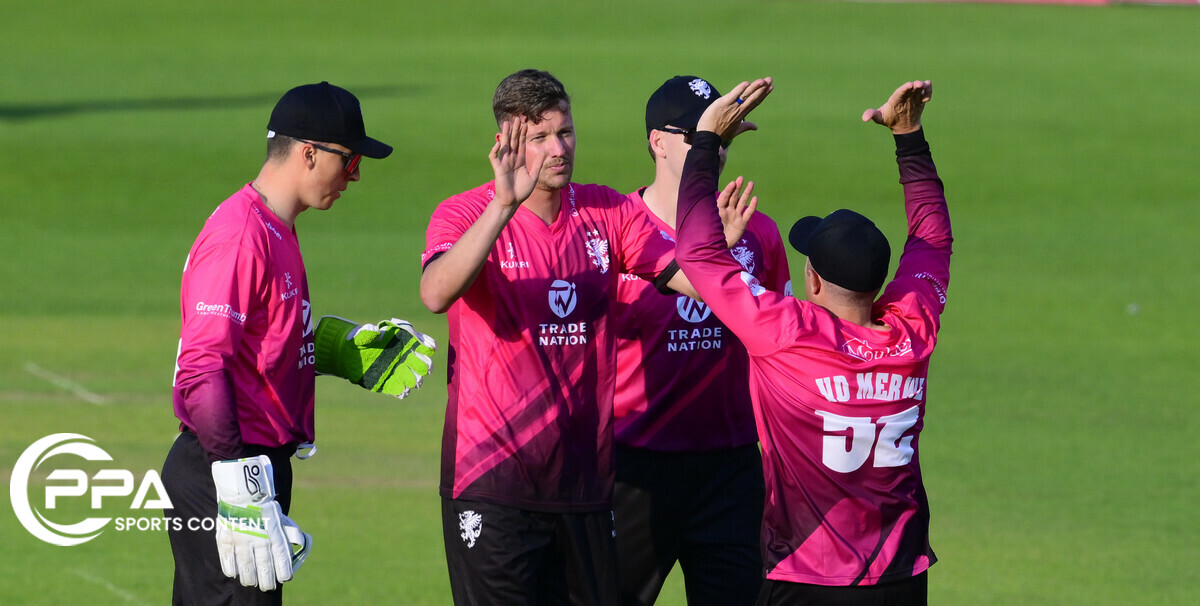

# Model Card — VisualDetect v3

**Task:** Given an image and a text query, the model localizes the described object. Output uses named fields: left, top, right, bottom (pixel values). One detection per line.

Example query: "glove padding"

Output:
left=211, top=456, right=312, bottom=592
left=314, top=316, right=436, bottom=399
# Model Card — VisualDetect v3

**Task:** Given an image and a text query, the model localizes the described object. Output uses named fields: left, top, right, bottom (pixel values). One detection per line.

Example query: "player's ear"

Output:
left=648, top=130, right=668, bottom=160
left=297, top=141, right=318, bottom=170
left=804, top=261, right=822, bottom=298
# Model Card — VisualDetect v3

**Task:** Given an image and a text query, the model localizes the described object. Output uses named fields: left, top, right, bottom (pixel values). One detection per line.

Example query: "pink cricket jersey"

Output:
left=612, top=188, right=791, bottom=451
left=424, top=182, right=676, bottom=511
left=675, top=132, right=951, bottom=586
left=173, top=184, right=316, bottom=460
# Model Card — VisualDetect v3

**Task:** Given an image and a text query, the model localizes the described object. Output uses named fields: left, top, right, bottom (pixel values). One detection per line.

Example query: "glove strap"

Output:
left=295, top=442, right=317, bottom=460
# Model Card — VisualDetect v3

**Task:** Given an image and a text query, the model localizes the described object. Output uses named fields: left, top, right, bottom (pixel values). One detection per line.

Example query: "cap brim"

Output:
left=788, top=216, right=822, bottom=255
left=350, top=137, right=392, bottom=159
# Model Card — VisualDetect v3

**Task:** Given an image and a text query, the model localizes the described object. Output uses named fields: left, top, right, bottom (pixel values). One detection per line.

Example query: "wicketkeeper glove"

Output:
left=313, top=316, right=436, bottom=399
left=211, top=456, right=312, bottom=592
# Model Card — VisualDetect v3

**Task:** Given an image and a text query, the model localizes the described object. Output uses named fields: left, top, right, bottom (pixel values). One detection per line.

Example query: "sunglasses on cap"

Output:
left=296, top=139, right=362, bottom=175
left=659, top=127, right=731, bottom=150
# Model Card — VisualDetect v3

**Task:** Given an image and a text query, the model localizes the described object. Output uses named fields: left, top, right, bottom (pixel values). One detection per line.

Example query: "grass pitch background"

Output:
left=2, top=1, right=1198, bottom=603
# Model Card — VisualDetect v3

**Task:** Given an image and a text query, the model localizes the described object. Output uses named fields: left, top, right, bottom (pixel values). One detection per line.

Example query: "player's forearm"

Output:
left=675, top=131, right=792, bottom=356
left=420, top=202, right=518, bottom=313
left=894, top=130, right=952, bottom=281
left=675, top=131, right=727, bottom=266
left=176, top=369, right=244, bottom=462
left=664, top=268, right=700, bottom=300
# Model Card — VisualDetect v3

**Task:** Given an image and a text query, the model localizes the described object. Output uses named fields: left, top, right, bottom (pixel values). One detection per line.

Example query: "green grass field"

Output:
left=3, top=1, right=1199, bottom=603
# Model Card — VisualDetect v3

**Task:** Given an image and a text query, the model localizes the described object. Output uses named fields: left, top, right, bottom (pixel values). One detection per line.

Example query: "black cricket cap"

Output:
left=267, top=82, right=392, bottom=159
left=645, top=75, right=721, bottom=137
left=789, top=209, right=891, bottom=293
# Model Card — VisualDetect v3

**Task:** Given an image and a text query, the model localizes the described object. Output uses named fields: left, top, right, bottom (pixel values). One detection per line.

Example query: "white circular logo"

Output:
left=549, top=280, right=577, bottom=318
left=10, top=433, right=114, bottom=546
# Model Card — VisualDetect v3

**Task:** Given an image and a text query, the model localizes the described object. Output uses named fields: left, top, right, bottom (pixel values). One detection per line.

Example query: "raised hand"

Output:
left=861, top=80, right=932, bottom=134
left=490, top=118, right=547, bottom=208
left=717, top=176, right=758, bottom=249
left=696, top=77, right=774, bottom=144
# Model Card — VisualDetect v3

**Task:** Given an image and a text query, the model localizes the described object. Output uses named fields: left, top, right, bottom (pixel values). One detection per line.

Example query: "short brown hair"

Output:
left=266, top=133, right=298, bottom=163
left=492, top=69, right=570, bottom=125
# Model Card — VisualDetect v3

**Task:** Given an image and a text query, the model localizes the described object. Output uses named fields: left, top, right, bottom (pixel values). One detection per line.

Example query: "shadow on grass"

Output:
left=0, top=84, right=419, bottom=122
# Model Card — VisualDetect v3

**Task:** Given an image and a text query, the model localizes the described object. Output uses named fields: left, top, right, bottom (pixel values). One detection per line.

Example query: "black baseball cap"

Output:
left=267, top=82, right=392, bottom=159
left=789, top=209, right=891, bottom=293
left=645, top=75, right=721, bottom=137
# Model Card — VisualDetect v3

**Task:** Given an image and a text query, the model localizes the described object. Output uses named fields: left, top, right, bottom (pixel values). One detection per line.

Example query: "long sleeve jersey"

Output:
left=612, top=188, right=791, bottom=451
left=173, top=184, right=316, bottom=461
left=674, top=130, right=951, bottom=586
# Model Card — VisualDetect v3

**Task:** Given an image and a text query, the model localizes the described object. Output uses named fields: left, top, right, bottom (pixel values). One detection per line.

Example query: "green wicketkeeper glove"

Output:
left=313, top=316, right=437, bottom=399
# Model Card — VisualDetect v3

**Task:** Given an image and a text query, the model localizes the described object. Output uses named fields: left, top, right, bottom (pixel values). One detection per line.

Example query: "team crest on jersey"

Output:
left=688, top=78, right=713, bottom=99
left=731, top=242, right=756, bottom=274
left=676, top=296, right=713, bottom=323
left=659, top=229, right=675, bottom=243
left=549, top=280, right=577, bottom=318
left=458, top=510, right=482, bottom=549
left=586, top=236, right=610, bottom=274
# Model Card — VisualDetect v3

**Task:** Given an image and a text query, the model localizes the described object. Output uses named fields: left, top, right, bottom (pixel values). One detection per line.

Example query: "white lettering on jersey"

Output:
left=842, top=337, right=913, bottom=362
left=816, top=373, right=924, bottom=404
left=194, top=302, right=246, bottom=324
left=666, top=326, right=723, bottom=352
left=500, top=242, right=531, bottom=269
left=855, top=373, right=925, bottom=402
left=913, top=271, right=947, bottom=304
left=538, top=322, right=589, bottom=346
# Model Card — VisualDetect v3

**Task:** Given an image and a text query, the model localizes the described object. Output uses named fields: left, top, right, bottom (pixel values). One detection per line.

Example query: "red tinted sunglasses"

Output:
left=297, top=139, right=362, bottom=175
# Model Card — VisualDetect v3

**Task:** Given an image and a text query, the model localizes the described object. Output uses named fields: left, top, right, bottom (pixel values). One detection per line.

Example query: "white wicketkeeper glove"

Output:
left=211, top=456, right=312, bottom=592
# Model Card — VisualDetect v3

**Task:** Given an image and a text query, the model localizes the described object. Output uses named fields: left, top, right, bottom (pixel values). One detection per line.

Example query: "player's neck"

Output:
left=252, top=169, right=301, bottom=228
left=642, top=173, right=680, bottom=229
left=817, top=300, right=887, bottom=331
left=523, top=186, right=562, bottom=225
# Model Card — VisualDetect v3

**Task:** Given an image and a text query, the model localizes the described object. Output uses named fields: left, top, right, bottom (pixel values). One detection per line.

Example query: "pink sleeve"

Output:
left=876, top=153, right=952, bottom=315
left=755, top=215, right=792, bottom=294
left=174, top=242, right=261, bottom=461
left=674, top=132, right=805, bottom=357
left=612, top=191, right=676, bottom=280
left=423, top=190, right=485, bottom=268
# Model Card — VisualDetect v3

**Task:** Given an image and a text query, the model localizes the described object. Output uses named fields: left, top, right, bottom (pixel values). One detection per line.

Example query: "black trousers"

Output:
left=613, top=444, right=765, bottom=606
left=755, top=572, right=928, bottom=606
left=442, top=497, right=620, bottom=606
left=161, top=431, right=295, bottom=606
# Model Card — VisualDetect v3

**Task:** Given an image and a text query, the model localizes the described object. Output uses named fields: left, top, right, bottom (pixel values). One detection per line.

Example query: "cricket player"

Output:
left=163, top=82, right=435, bottom=606
left=612, top=75, right=791, bottom=606
left=673, top=78, right=950, bottom=606
left=420, top=69, right=697, bottom=606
